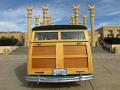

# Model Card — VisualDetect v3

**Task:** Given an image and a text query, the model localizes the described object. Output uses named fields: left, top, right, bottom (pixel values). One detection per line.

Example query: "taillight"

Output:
left=35, top=72, right=44, bottom=75
left=76, top=71, right=85, bottom=74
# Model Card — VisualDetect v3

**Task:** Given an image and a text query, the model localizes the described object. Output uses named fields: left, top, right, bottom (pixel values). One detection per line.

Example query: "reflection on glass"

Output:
left=34, top=32, right=58, bottom=40
left=61, top=32, right=85, bottom=40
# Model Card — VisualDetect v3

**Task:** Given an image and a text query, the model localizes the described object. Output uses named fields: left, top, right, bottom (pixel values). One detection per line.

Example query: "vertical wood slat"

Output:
left=86, top=42, right=93, bottom=73
left=56, top=43, right=64, bottom=68
left=28, top=43, right=34, bottom=75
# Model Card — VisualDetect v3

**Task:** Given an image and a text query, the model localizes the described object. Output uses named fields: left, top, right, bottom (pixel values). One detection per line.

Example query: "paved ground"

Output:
left=0, top=47, right=120, bottom=90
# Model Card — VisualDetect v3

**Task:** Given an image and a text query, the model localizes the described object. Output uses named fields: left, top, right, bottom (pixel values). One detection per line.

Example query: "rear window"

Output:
left=34, top=32, right=58, bottom=40
left=61, top=32, right=85, bottom=40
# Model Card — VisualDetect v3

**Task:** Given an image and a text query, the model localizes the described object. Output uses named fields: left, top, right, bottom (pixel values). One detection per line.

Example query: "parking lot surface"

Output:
left=0, top=47, right=120, bottom=90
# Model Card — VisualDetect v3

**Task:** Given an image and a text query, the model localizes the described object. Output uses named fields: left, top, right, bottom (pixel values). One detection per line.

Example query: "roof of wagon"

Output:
left=32, top=25, right=87, bottom=31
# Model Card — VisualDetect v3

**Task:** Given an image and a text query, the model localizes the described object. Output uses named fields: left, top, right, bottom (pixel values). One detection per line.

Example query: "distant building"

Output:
left=96, top=26, right=120, bottom=43
left=0, top=31, right=25, bottom=44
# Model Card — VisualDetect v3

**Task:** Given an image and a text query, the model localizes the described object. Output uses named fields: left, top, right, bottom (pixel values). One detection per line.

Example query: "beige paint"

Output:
left=0, top=32, right=24, bottom=42
left=112, top=45, right=120, bottom=54
left=70, top=16, right=75, bottom=25
left=47, top=16, right=52, bottom=25
left=26, top=7, right=33, bottom=47
left=0, top=46, right=18, bottom=55
left=42, top=5, right=48, bottom=25
left=34, top=16, right=39, bottom=26
left=73, top=5, right=80, bottom=25
left=40, top=21, right=43, bottom=26
left=89, top=5, right=95, bottom=47
left=83, top=15, right=87, bottom=26
left=101, top=43, right=120, bottom=54
left=96, top=26, right=120, bottom=43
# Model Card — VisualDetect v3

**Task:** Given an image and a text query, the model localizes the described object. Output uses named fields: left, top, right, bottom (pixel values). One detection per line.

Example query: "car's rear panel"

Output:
left=27, top=42, right=93, bottom=75
left=26, top=25, right=93, bottom=83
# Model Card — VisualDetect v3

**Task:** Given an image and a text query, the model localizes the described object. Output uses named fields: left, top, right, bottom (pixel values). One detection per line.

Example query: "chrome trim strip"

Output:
left=25, top=75, right=94, bottom=83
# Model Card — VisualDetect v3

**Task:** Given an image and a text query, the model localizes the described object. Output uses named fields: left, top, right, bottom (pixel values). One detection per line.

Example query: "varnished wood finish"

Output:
left=56, top=43, right=64, bottom=68
left=64, top=55, right=87, bottom=58
left=32, top=58, right=56, bottom=68
left=32, top=45, right=56, bottom=69
left=64, top=57, right=88, bottom=68
left=27, top=30, right=93, bottom=75
left=64, top=45, right=88, bottom=68
left=32, top=46, right=56, bottom=56
left=32, top=55, right=56, bottom=58
left=64, top=45, right=87, bottom=55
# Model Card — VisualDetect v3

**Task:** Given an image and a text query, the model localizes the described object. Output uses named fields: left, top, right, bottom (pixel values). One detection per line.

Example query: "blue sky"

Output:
left=0, top=0, right=120, bottom=32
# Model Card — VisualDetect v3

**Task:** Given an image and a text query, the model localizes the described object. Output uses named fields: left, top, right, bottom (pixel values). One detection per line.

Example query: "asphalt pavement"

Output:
left=0, top=47, right=120, bottom=90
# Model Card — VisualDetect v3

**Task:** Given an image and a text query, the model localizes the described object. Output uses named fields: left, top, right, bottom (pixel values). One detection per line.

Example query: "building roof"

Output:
left=96, top=26, right=120, bottom=31
left=32, top=25, right=87, bottom=31
left=0, top=31, right=22, bottom=33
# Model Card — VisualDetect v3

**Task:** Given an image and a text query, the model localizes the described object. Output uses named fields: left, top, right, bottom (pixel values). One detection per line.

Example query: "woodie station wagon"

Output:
left=25, top=25, right=94, bottom=83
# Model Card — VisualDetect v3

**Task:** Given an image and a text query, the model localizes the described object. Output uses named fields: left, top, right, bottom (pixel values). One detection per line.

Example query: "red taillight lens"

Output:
left=35, top=72, right=44, bottom=75
left=76, top=71, right=85, bottom=74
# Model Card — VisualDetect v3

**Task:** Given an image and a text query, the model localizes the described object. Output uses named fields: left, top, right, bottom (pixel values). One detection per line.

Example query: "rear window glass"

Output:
left=34, top=32, right=58, bottom=40
left=61, top=32, right=85, bottom=40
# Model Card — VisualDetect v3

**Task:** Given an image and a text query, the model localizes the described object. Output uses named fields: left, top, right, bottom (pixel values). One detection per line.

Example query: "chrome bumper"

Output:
left=25, top=74, right=94, bottom=83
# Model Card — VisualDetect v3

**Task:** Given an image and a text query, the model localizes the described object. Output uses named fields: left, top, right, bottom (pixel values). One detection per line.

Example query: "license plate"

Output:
left=53, top=69, right=67, bottom=75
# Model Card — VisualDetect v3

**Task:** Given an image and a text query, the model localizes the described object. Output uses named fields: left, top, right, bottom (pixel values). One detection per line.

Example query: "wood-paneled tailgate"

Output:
left=64, top=45, right=88, bottom=68
left=32, top=45, right=56, bottom=68
left=31, top=44, right=88, bottom=69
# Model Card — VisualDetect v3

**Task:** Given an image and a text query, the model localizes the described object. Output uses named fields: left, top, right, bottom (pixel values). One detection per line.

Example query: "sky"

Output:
left=0, top=0, right=120, bottom=32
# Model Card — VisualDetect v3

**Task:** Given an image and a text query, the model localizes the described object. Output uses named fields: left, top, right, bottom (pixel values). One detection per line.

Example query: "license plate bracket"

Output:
left=53, top=69, right=67, bottom=75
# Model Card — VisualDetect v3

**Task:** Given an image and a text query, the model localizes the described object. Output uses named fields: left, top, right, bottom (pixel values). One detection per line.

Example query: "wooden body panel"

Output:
left=64, top=57, right=88, bottom=68
left=27, top=30, right=93, bottom=75
left=64, top=45, right=87, bottom=55
left=32, top=46, right=56, bottom=56
left=32, top=58, right=56, bottom=68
